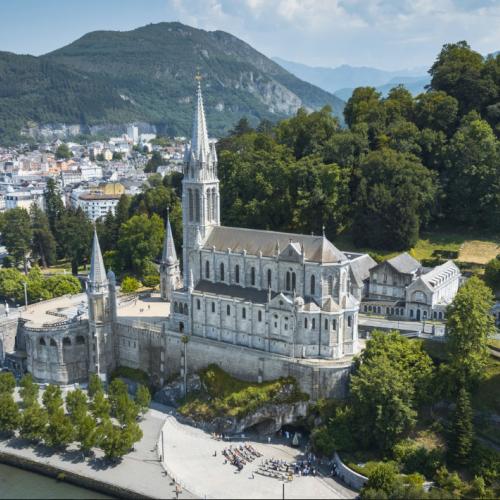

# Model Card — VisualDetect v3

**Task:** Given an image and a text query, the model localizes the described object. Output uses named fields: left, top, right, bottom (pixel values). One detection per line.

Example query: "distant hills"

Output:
left=0, top=23, right=345, bottom=144
left=272, top=57, right=430, bottom=100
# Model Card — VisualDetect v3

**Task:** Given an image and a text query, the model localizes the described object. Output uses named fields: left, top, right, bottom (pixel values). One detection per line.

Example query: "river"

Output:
left=0, top=463, right=111, bottom=499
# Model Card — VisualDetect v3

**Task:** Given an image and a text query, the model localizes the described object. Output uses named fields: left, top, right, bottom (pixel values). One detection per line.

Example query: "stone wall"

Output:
left=115, top=321, right=351, bottom=399
left=0, top=317, right=19, bottom=364
left=333, top=452, right=367, bottom=491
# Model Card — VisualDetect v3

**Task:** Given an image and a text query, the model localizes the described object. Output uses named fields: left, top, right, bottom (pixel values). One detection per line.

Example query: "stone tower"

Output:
left=182, top=76, right=220, bottom=283
left=160, top=214, right=181, bottom=301
left=87, top=230, right=115, bottom=381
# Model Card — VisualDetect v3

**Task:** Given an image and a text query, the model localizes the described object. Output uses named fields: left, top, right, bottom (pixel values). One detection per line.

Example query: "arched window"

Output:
left=332, top=319, right=337, bottom=330
left=324, top=319, right=329, bottom=330
left=242, top=307, right=246, bottom=319
left=312, top=318, right=316, bottom=329
left=328, top=276, right=333, bottom=295
left=195, top=189, right=200, bottom=222
left=292, top=272, right=296, bottom=291
left=184, top=304, right=189, bottom=315
left=227, top=305, right=231, bottom=316
left=310, top=275, right=315, bottom=295
left=211, top=302, right=215, bottom=313
left=235, top=265, right=240, bottom=284
left=76, top=335, right=85, bottom=345
left=174, top=302, right=178, bottom=313
left=267, top=269, right=272, bottom=288
left=220, top=262, right=225, bottom=281
left=50, top=339, right=57, bottom=347
left=304, top=317, right=308, bottom=329
left=197, top=299, right=201, bottom=310
left=188, top=189, right=193, bottom=222
left=286, top=272, right=291, bottom=291
left=39, top=337, right=46, bottom=346
left=205, top=260, right=210, bottom=279
left=211, top=188, right=216, bottom=220
left=63, top=337, right=71, bottom=346
left=348, top=316, right=352, bottom=327
left=179, top=322, right=184, bottom=333
left=206, top=188, right=211, bottom=222
left=258, top=310, right=262, bottom=322
left=251, top=267, right=256, bottom=286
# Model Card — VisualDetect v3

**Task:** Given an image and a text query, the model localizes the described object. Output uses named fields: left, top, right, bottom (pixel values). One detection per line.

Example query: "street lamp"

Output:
left=23, top=281, right=28, bottom=311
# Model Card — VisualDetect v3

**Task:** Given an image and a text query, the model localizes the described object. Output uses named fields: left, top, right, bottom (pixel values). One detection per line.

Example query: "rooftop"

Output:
left=21, top=294, right=88, bottom=328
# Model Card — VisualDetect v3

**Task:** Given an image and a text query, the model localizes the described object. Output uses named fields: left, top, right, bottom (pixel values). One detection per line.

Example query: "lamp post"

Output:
left=181, top=334, right=189, bottom=397
left=23, top=281, right=28, bottom=311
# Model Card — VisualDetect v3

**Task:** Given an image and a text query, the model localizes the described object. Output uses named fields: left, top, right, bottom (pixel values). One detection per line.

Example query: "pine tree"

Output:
left=0, top=393, right=20, bottom=435
left=19, top=374, right=39, bottom=408
left=450, top=386, right=473, bottom=465
left=30, top=203, right=56, bottom=267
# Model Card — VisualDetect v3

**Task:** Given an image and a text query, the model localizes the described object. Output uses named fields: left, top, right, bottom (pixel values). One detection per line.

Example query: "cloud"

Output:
left=163, top=0, right=500, bottom=69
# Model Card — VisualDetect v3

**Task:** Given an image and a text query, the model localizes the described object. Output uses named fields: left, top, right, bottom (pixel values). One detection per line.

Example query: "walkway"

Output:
left=160, top=413, right=356, bottom=499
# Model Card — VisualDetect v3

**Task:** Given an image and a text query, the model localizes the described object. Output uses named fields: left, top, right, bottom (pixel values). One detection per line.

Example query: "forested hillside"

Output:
left=0, top=22, right=344, bottom=143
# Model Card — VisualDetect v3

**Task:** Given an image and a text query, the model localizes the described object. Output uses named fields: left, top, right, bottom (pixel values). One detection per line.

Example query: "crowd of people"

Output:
left=255, top=453, right=319, bottom=481
left=222, top=443, right=262, bottom=471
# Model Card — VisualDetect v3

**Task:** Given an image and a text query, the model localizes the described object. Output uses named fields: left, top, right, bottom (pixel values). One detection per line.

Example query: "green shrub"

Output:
left=111, top=366, right=150, bottom=387
left=120, top=276, right=141, bottom=293
left=142, top=274, right=160, bottom=287
left=392, top=439, right=443, bottom=478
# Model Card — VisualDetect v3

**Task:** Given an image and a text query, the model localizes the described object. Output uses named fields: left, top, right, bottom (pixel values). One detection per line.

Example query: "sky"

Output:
left=0, top=0, right=499, bottom=71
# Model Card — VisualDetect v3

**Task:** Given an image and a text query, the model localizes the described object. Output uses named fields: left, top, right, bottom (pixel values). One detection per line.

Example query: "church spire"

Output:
left=190, top=75, right=210, bottom=164
left=89, top=229, right=107, bottom=286
left=162, top=212, right=178, bottom=264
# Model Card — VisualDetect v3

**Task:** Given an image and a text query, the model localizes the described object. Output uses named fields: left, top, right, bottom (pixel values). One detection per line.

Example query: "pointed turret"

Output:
left=162, top=214, right=178, bottom=265
left=89, top=229, right=107, bottom=287
left=190, top=78, right=210, bottom=165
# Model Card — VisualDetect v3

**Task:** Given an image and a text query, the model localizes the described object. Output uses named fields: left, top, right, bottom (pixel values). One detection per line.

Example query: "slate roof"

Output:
left=89, top=230, right=107, bottom=285
left=349, top=254, right=377, bottom=287
left=194, top=280, right=271, bottom=303
left=203, top=226, right=346, bottom=264
left=162, top=216, right=177, bottom=265
left=420, top=260, right=460, bottom=290
left=386, top=252, right=421, bottom=274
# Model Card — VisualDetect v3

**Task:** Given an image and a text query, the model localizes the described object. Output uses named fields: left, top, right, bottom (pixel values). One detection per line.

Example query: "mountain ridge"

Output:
left=0, top=22, right=345, bottom=143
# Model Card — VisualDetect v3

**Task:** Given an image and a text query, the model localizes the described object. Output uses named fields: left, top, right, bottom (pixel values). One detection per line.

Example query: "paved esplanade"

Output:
left=160, top=415, right=356, bottom=499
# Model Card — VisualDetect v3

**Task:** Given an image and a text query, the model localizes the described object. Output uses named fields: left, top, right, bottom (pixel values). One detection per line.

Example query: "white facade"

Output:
left=5, top=190, right=45, bottom=211
left=72, top=191, right=121, bottom=221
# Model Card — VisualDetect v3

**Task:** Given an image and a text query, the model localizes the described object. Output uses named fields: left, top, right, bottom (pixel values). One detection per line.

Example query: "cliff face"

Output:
left=0, top=22, right=344, bottom=143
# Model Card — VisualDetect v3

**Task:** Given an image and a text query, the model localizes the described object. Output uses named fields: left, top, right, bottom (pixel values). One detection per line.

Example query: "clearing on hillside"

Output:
left=458, top=241, right=500, bottom=265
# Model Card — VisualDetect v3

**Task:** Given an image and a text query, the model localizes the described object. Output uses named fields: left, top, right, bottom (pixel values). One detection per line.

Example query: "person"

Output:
left=267, top=436, right=271, bottom=444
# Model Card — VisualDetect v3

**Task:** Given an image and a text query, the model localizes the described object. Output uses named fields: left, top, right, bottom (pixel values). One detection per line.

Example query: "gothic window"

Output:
left=63, top=337, right=71, bottom=346
left=242, top=307, right=246, bottom=319
left=332, top=319, right=337, bottom=330
left=220, top=262, right=225, bottom=281
left=206, top=188, right=211, bottom=221
left=184, top=304, right=188, bottom=315
left=227, top=305, right=231, bottom=316
left=328, top=276, right=333, bottom=296
left=304, top=317, right=308, bottom=329
left=188, top=189, right=193, bottom=222
left=324, top=319, right=328, bottom=330
left=211, top=302, right=215, bottom=313
left=310, top=275, right=315, bottom=295
left=235, top=265, right=240, bottom=284
left=348, top=316, right=352, bottom=327
left=292, top=272, right=296, bottom=292
left=312, top=318, right=316, bottom=329
left=195, top=189, right=201, bottom=222
left=50, top=339, right=57, bottom=347
left=197, top=299, right=201, bottom=310
left=39, top=337, right=46, bottom=346
left=205, top=260, right=210, bottom=279
left=174, top=302, right=178, bottom=313
left=258, top=310, right=262, bottom=322
left=267, top=269, right=272, bottom=288
left=286, top=272, right=291, bottom=291
left=211, top=188, right=216, bottom=220
left=251, top=267, right=256, bottom=286
left=76, top=336, right=85, bottom=345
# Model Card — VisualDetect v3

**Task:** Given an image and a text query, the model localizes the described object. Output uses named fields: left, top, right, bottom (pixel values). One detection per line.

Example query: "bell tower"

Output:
left=160, top=212, right=181, bottom=300
left=182, top=74, right=220, bottom=283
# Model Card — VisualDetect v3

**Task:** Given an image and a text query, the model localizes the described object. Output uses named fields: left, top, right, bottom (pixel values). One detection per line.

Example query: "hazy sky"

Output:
left=1, top=0, right=499, bottom=70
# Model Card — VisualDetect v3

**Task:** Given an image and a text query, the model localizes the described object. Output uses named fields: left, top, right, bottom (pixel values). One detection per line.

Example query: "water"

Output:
left=0, top=463, right=110, bottom=499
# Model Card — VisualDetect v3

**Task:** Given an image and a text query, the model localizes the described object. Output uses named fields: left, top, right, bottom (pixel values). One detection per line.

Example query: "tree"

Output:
left=414, top=91, right=459, bottom=135
left=88, top=373, right=103, bottom=398
left=446, top=276, right=495, bottom=387
left=121, top=276, right=141, bottom=293
left=55, top=208, right=93, bottom=274
left=0, top=371, right=16, bottom=394
left=362, top=462, right=399, bottom=497
left=65, top=389, right=88, bottom=423
left=44, top=178, right=65, bottom=234
left=135, top=384, right=151, bottom=414
left=449, top=386, right=473, bottom=465
left=19, top=373, right=39, bottom=408
left=30, top=204, right=56, bottom=267
left=0, top=393, right=20, bottom=435
left=44, top=274, right=82, bottom=296
left=117, top=214, right=163, bottom=277
left=352, top=149, right=437, bottom=250
left=112, top=151, right=123, bottom=160
left=55, top=143, right=73, bottom=160
left=75, top=413, right=98, bottom=455
left=91, top=390, right=111, bottom=421
left=484, top=255, right=500, bottom=292
left=122, top=421, right=143, bottom=450
left=42, top=384, right=63, bottom=415
left=349, top=332, right=434, bottom=451
left=445, top=114, right=500, bottom=230
left=99, top=421, right=130, bottom=460
left=45, top=407, right=74, bottom=448
left=19, top=403, right=48, bottom=442
left=144, top=151, right=163, bottom=173
left=2, top=208, right=32, bottom=273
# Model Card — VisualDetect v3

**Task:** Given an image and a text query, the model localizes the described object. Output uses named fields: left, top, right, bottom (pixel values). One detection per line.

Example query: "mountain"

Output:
left=272, top=57, right=429, bottom=99
left=0, top=23, right=345, bottom=143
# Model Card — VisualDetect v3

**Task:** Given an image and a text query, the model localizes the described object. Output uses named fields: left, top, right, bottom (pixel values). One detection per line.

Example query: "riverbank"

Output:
left=0, top=407, right=193, bottom=499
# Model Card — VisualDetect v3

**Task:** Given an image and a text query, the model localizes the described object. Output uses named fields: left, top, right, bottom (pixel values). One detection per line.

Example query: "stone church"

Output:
left=1, top=81, right=378, bottom=399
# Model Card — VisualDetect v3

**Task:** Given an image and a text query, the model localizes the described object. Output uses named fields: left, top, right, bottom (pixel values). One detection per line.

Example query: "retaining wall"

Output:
left=333, top=452, right=367, bottom=491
